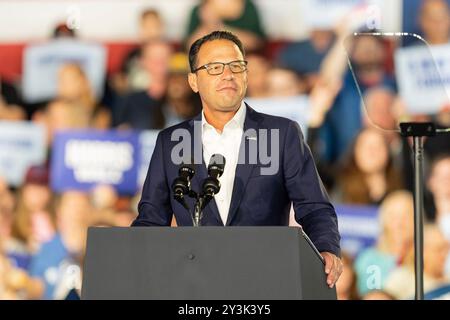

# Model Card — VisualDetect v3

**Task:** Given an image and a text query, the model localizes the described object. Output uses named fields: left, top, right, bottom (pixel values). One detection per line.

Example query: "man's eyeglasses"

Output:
left=192, top=60, right=248, bottom=75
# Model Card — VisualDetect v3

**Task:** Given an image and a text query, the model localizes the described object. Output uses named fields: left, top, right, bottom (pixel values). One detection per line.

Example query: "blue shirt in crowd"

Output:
left=29, top=234, right=68, bottom=300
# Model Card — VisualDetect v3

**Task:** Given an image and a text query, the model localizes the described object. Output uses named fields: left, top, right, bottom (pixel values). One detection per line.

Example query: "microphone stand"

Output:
left=192, top=193, right=214, bottom=227
left=193, top=196, right=204, bottom=227
left=400, top=122, right=449, bottom=300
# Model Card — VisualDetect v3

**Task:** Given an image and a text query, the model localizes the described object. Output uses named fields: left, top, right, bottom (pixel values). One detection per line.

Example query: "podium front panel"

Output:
left=81, top=227, right=336, bottom=300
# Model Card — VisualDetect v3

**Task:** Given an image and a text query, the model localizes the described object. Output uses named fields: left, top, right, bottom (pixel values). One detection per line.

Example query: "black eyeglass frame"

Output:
left=192, top=60, right=248, bottom=75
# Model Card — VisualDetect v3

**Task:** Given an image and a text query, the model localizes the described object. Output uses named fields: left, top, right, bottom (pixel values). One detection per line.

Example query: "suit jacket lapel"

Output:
left=226, top=104, right=261, bottom=226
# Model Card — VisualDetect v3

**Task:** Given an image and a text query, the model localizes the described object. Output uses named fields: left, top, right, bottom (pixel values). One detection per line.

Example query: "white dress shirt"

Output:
left=201, top=102, right=246, bottom=225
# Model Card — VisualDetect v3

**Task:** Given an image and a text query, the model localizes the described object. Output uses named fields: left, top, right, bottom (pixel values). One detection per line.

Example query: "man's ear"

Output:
left=188, top=73, right=199, bottom=93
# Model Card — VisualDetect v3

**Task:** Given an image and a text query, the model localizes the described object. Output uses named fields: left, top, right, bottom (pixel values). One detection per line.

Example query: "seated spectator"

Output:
left=0, top=245, right=16, bottom=299
left=336, top=128, right=403, bottom=205
left=428, top=154, right=450, bottom=235
left=362, top=87, right=398, bottom=141
left=57, top=63, right=111, bottom=129
left=266, top=68, right=307, bottom=97
left=184, top=0, right=266, bottom=52
left=162, top=52, right=202, bottom=128
left=42, top=99, right=90, bottom=147
left=384, top=224, right=450, bottom=299
left=418, top=0, right=450, bottom=45
left=115, top=8, right=166, bottom=94
left=277, top=29, right=335, bottom=91
left=89, top=184, right=119, bottom=225
left=319, top=32, right=396, bottom=163
left=114, top=40, right=171, bottom=130
left=245, top=53, right=271, bottom=98
left=7, top=165, right=55, bottom=270
left=52, top=22, right=76, bottom=39
left=0, top=101, right=25, bottom=121
left=28, top=190, right=92, bottom=299
left=0, top=82, right=26, bottom=121
left=354, top=191, right=414, bottom=296
left=0, top=176, right=15, bottom=240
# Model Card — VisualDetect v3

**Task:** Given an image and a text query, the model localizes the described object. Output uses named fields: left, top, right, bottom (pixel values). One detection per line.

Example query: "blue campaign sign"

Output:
left=0, top=121, right=46, bottom=186
left=138, top=130, right=160, bottom=189
left=335, top=204, right=380, bottom=257
left=51, top=130, right=139, bottom=195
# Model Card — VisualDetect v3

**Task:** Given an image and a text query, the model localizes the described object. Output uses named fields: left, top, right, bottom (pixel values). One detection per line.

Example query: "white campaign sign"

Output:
left=22, top=38, right=106, bottom=103
left=300, top=0, right=384, bottom=30
left=0, top=121, right=46, bottom=186
left=245, top=95, right=310, bottom=139
left=395, top=44, right=450, bottom=115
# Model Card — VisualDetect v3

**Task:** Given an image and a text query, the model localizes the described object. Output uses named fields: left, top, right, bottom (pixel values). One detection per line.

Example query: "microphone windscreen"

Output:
left=209, top=154, right=226, bottom=169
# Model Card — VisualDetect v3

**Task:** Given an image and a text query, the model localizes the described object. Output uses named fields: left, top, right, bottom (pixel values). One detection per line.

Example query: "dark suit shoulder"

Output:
left=160, top=117, right=193, bottom=133
left=246, top=106, right=298, bottom=130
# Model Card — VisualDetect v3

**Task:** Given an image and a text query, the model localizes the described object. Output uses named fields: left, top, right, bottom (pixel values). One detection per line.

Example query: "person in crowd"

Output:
left=114, top=40, right=171, bottom=130
left=0, top=176, right=15, bottom=223
left=384, top=223, right=450, bottom=299
left=361, top=87, right=405, bottom=180
left=57, top=63, right=111, bottom=129
left=277, top=28, right=335, bottom=92
left=418, top=0, right=450, bottom=45
left=0, top=78, right=26, bottom=121
left=362, top=87, right=398, bottom=142
left=39, top=99, right=90, bottom=149
left=114, top=8, right=166, bottom=95
left=162, top=52, right=202, bottom=128
left=336, top=251, right=359, bottom=300
left=354, top=191, right=414, bottom=296
left=52, top=22, right=76, bottom=39
left=245, top=53, right=271, bottom=98
left=7, top=165, right=55, bottom=270
left=88, top=184, right=121, bottom=226
left=28, top=190, right=92, bottom=299
left=427, top=154, right=450, bottom=235
left=336, top=128, right=403, bottom=205
left=266, top=67, right=307, bottom=97
left=318, top=28, right=396, bottom=164
left=184, top=0, right=266, bottom=52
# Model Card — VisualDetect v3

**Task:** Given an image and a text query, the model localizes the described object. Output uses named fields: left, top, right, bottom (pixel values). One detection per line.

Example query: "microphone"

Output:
left=172, top=163, right=195, bottom=210
left=202, top=154, right=226, bottom=201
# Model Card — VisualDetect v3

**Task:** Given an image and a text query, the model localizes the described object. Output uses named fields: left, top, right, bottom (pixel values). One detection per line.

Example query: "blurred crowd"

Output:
left=1, top=0, right=450, bottom=300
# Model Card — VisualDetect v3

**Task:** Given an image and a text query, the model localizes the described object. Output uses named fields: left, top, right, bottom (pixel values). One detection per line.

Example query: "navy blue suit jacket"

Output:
left=132, top=104, right=340, bottom=256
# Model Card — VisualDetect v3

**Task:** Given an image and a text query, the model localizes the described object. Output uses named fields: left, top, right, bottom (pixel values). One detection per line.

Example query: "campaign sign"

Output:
left=245, top=95, right=310, bottom=139
left=138, top=130, right=160, bottom=189
left=395, top=44, right=450, bottom=114
left=300, top=0, right=382, bottom=30
left=22, top=38, right=106, bottom=103
left=335, top=204, right=380, bottom=257
left=51, top=130, right=139, bottom=195
left=0, top=121, right=46, bottom=186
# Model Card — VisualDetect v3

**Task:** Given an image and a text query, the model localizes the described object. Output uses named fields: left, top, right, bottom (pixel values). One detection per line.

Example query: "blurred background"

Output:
left=0, top=0, right=449, bottom=300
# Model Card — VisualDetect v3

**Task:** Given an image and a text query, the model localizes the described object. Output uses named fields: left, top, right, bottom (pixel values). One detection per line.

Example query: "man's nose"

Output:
left=221, top=64, right=235, bottom=79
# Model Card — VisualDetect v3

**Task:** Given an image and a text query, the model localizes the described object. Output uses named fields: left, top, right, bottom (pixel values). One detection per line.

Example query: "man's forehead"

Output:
left=197, top=39, right=243, bottom=63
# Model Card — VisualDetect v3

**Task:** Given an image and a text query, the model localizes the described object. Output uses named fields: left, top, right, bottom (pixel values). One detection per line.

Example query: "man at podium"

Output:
left=132, top=31, right=343, bottom=288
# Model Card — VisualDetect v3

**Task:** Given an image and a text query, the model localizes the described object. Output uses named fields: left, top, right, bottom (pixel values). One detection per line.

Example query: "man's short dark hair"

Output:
left=188, top=30, right=245, bottom=72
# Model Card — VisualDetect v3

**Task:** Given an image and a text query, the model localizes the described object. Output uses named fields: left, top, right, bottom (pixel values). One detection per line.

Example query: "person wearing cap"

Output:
left=163, top=52, right=202, bottom=127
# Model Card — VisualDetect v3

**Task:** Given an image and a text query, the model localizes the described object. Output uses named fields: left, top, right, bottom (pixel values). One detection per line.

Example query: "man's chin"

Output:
left=216, top=104, right=241, bottom=112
